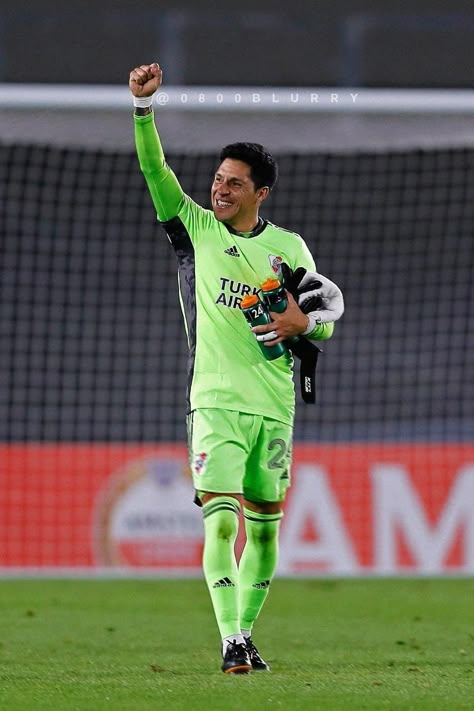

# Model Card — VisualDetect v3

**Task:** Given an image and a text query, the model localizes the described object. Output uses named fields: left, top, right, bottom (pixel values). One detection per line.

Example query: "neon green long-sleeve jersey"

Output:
left=135, top=112, right=333, bottom=423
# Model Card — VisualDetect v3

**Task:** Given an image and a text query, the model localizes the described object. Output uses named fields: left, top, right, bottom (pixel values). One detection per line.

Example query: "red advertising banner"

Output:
left=0, top=444, right=472, bottom=574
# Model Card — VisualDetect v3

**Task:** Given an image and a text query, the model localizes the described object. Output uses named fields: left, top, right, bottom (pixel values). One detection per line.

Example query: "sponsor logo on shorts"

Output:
left=194, top=452, right=208, bottom=475
left=252, top=579, right=271, bottom=589
left=304, top=376, right=312, bottom=393
left=213, top=577, right=235, bottom=588
left=268, top=254, right=283, bottom=275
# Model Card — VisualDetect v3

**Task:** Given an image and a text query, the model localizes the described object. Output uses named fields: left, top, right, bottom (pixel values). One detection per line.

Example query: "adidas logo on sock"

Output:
left=224, top=245, right=240, bottom=257
left=252, top=579, right=271, bottom=589
left=213, top=577, right=235, bottom=588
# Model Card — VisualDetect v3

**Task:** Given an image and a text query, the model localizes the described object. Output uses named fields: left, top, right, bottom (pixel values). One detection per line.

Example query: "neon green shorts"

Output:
left=187, top=408, right=293, bottom=504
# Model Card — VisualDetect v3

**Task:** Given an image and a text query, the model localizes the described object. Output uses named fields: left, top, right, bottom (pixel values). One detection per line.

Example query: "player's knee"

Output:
left=259, top=525, right=279, bottom=545
left=213, top=516, right=238, bottom=542
left=247, top=521, right=279, bottom=545
left=243, top=507, right=283, bottom=545
left=202, top=496, right=241, bottom=542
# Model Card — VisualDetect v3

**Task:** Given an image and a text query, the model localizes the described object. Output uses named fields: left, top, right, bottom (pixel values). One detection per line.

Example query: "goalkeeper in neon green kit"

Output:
left=129, top=63, right=342, bottom=674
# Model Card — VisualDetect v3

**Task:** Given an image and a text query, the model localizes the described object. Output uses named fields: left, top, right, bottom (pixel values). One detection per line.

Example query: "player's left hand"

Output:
left=281, top=263, right=344, bottom=323
left=252, top=291, right=309, bottom=347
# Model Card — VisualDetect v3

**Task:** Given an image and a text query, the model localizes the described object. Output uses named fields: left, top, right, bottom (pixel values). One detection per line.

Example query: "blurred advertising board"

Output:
left=1, top=444, right=472, bottom=575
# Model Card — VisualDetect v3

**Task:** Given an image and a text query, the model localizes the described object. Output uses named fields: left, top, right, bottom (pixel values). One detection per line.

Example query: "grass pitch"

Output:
left=0, top=578, right=472, bottom=710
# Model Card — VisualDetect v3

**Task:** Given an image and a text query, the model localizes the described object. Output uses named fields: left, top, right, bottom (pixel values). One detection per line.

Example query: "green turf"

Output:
left=0, top=578, right=472, bottom=710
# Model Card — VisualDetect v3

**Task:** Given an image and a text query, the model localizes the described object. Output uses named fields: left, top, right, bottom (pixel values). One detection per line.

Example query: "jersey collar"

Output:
left=223, top=217, right=267, bottom=239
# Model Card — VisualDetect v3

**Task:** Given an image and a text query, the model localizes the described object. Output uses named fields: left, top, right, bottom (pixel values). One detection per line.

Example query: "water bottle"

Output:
left=240, top=293, right=287, bottom=361
left=261, top=278, right=299, bottom=344
left=261, top=278, right=287, bottom=313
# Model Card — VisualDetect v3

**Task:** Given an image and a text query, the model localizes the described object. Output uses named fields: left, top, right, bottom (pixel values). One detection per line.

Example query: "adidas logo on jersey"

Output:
left=224, top=245, right=240, bottom=257
left=213, top=577, right=235, bottom=588
left=252, top=580, right=271, bottom=589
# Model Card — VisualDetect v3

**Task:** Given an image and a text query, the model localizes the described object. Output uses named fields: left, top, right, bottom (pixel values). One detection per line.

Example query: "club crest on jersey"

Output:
left=194, top=452, right=208, bottom=475
left=268, top=254, right=283, bottom=275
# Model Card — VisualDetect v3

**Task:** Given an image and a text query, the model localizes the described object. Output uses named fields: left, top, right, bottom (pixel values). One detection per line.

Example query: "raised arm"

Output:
left=129, top=63, right=185, bottom=221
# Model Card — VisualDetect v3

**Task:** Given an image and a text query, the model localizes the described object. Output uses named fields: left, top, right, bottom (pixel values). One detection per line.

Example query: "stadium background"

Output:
left=0, top=1, right=473, bottom=574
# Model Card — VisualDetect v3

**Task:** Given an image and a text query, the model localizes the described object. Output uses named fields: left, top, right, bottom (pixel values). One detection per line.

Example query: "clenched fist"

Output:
left=129, top=63, right=163, bottom=97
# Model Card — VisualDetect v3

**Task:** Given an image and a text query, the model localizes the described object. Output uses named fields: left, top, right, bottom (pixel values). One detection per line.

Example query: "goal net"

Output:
left=1, top=89, right=472, bottom=575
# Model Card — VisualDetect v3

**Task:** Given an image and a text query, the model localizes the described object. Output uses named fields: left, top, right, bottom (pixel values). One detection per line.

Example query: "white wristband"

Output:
left=133, top=94, right=155, bottom=108
left=303, top=312, right=321, bottom=335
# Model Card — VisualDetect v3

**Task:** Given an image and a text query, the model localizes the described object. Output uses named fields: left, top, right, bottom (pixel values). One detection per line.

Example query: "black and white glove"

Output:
left=281, top=263, right=344, bottom=332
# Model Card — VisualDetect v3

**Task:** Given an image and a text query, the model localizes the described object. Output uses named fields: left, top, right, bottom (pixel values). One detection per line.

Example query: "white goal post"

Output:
left=1, top=84, right=474, bottom=112
left=1, top=84, right=473, bottom=152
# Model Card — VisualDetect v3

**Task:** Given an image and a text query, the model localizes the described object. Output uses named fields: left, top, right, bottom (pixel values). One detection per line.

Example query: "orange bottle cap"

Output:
left=261, top=277, right=281, bottom=291
left=241, top=293, right=259, bottom=308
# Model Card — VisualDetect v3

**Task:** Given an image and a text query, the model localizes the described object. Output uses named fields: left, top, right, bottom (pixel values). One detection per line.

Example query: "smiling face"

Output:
left=211, top=158, right=269, bottom=232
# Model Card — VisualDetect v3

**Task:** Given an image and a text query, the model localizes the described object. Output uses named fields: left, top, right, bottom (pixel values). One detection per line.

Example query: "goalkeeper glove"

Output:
left=281, top=263, right=344, bottom=327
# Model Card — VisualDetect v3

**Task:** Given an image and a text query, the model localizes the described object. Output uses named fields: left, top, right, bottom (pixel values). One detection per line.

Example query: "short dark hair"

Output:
left=219, top=142, right=278, bottom=191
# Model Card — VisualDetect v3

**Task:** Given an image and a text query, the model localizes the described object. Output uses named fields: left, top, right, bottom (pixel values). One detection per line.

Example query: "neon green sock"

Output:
left=239, top=508, right=283, bottom=632
left=202, top=497, right=241, bottom=639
